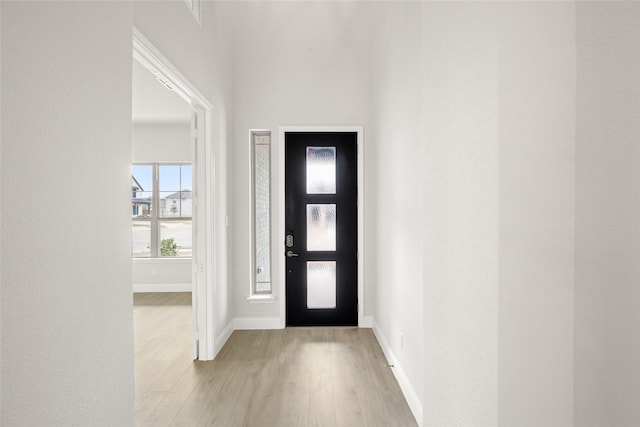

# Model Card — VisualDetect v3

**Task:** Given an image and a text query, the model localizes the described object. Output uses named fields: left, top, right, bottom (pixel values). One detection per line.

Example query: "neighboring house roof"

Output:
left=162, top=190, right=192, bottom=200
left=132, top=175, right=144, bottom=191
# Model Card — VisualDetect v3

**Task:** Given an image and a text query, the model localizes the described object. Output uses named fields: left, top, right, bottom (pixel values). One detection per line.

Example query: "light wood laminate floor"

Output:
left=134, top=292, right=417, bottom=427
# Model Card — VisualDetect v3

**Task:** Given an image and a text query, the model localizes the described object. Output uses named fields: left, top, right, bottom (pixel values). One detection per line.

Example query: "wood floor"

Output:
left=134, top=292, right=417, bottom=427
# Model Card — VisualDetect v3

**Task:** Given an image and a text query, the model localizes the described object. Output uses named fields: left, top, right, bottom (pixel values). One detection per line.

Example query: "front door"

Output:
left=285, top=132, right=358, bottom=326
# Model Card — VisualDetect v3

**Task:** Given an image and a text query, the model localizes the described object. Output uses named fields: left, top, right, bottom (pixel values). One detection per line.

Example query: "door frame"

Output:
left=133, top=28, right=217, bottom=360
left=277, top=126, right=366, bottom=328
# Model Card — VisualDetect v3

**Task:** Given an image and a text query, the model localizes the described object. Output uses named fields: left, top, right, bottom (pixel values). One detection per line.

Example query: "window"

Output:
left=251, top=131, right=271, bottom=295
left=132, top=163, right=192, bottom=258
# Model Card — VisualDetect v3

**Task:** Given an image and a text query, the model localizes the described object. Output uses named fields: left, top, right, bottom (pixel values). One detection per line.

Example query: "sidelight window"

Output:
left=251, top=131, right=272, bottom=295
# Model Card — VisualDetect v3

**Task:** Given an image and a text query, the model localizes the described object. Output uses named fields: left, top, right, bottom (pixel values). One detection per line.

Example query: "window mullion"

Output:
left=152, top=164, right=160, bottom=257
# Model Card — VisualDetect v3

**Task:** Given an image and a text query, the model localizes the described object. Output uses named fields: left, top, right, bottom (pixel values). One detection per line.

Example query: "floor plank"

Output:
left=134, top=293, right=417, bottom=426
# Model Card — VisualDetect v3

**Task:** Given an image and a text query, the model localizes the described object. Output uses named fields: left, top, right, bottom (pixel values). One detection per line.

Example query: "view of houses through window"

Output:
left=132, top=163, right=193, bottom=258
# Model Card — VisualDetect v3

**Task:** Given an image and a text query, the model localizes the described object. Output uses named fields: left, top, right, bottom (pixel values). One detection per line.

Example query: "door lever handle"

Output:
left=286, top=250, right=299, bottom=257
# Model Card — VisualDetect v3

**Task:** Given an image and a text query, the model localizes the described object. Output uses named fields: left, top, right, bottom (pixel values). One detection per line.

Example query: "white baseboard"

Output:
left=372, top=320, right=423, bottom=427
left=133, top=283, right=191, bottom=292
left=213, top=320, right=235, bottom=358
left=234, top=317, right=283, bottom=330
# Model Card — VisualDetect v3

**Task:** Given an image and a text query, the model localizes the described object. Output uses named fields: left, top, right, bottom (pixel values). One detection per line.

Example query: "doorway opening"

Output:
left=132, top=28, right=215, bottom=361
left=131, top=51, right=195, bottom=369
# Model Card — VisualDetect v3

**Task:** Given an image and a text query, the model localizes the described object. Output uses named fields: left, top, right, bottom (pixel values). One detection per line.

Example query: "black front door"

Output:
left=285, top=132, right=358, bottom=326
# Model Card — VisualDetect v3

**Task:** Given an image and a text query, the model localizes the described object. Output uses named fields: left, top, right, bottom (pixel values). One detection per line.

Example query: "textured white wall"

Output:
left=134, top=0, right=235, bottom=340
left=498, top=3, right=575, bottom=426
left=133, top=259, right=192, bottom=292
left=422, top=3, right=575, bottom=426
left=1, top=2, right=135, bottom=425
left=0, top=2, right=3, bottom=419
left=225, top=1, right=372, bottom=321
left=369, top=2, right=423, bottom=421
left=422, top=4, right=500, bottom=425
left=575, top=3, right=640, bottom=425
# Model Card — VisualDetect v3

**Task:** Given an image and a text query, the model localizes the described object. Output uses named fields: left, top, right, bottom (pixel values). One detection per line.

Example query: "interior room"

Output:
left=1, top=1, right=639, bottom=426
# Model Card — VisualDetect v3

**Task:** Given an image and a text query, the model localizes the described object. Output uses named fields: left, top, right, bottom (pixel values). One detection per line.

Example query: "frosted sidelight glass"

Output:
left=255, top=142, right=271, bottom=287
left=307, top=204, right=336, bottom=251
left=252, top=131, right=271, bottom=294
left=306, top=147, right=336, bottom=194
left=307, top=261, right=336, bottom=309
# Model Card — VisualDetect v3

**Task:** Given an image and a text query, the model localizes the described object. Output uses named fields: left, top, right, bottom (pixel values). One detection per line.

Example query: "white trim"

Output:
left=246, top=294, right=277, bottom=304
left=234, top=317, right=283, bottom=330
left=133, top=27, right=216, bottom=361
left=277, top=126, right=365, bottom=328
left=133, top=283, right=192, bottom=293
left=214, top=320, right=234, bottom=357
left=133, top=29, right=212, bottom=111
left=183, top=0, right=202, bottom=25
left=372, top=321, right=423, bottom=426
left=132, top=257, right=192, bottom=264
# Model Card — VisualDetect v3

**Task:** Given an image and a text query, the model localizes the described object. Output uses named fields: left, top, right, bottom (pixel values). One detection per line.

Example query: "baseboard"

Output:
left=213, top=320, right=235, bottom=358
left=234, top=317, right=283, bottom=330
left=133, top=283, right=191, bottom=292
left=372, top=320, right=423, bottom=427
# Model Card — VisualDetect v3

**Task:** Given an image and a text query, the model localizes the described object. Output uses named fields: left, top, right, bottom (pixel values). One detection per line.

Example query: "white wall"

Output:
left=422, top=4, right=500, bottom=425
left=369, top=2, right=423, bottom=422
left=1, top=2, right=135, bottom=425
left=225, top=1, right=372, bottom=324
left=133, top=0, right=235, bottom=344
left=0, top=2, right=3, bottom=419
left=132, top=259, right=192, bottom=292
left=575, top=2, right=640, bottom=425
left=133, top=123, right=191, bottom=162
left=422, top=3, right=575, bottom=426
left=498, top=4, right=575, bottom=426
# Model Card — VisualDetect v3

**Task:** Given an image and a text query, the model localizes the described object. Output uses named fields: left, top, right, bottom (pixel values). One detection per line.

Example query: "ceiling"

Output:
left=132, top=59, right=192, bottom=124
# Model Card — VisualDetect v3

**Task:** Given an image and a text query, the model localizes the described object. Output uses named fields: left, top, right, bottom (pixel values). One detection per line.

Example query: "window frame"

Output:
left=248, top=130, right=274, bottom=300
left=132, top=162, right=193, bottom=259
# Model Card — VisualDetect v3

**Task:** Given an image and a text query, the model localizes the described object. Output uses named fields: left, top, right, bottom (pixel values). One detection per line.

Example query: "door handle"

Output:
left=286, top=250, right=299, bottom=257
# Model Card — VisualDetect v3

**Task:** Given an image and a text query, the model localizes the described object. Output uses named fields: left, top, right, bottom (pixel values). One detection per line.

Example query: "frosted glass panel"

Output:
left=306, top=147, right=336, bottom=194
left=255, top=142, right=271, bottom=286
left=307, top=261, right=336, bottom=309
left=307, top=204, right=336, bottom=251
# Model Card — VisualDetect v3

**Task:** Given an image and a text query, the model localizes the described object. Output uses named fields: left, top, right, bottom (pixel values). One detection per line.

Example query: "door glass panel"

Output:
left=307, top=261, right=336, bottom=309
left=307, top=204, right=336, bottom=251
left=306, top=147, right=336, bottom=194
